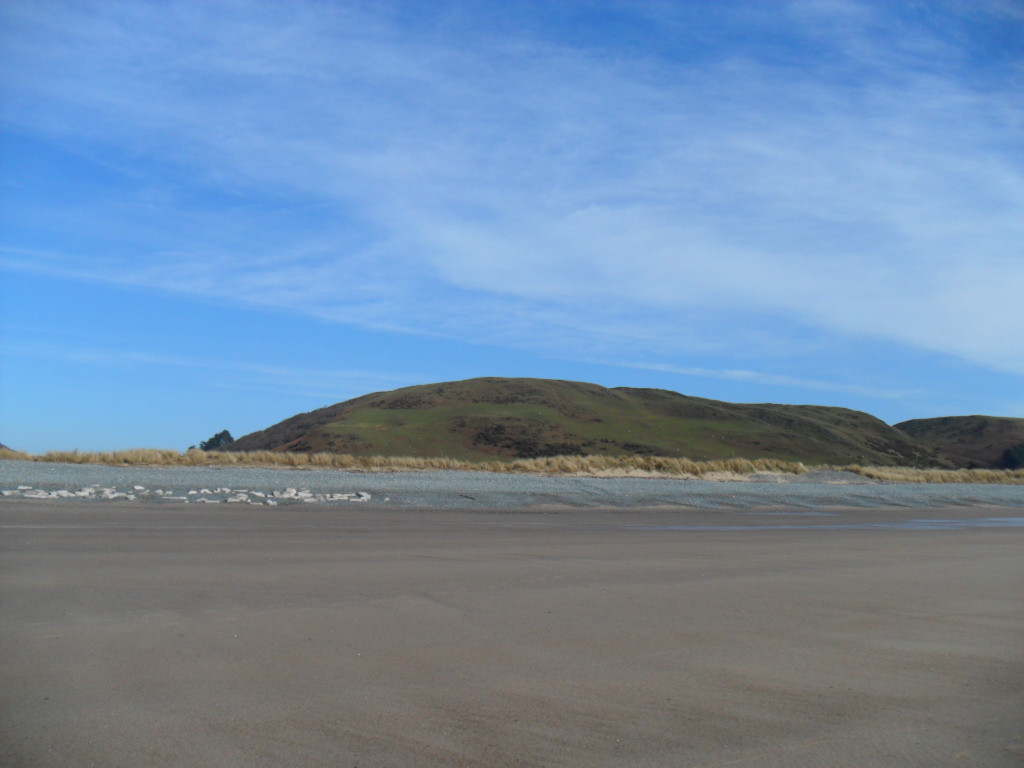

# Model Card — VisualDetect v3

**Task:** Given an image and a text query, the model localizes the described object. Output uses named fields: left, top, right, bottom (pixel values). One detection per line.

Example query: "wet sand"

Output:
left=2, top=501, right=1022, bottom=766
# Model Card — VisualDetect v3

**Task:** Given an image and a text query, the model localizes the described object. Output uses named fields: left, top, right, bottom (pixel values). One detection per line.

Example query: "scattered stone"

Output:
left=1, top=482, right=376, bottom=505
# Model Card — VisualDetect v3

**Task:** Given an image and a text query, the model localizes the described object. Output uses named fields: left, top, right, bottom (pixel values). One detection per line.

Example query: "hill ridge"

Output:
left=228, top=377, right=948, bottom=466
left=895, top=415, right=1024, bottom=469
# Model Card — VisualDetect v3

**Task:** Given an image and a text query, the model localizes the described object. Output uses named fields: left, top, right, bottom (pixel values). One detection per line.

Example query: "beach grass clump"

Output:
left=4, top=447, right=1024, bottom=482
left=840, top=464, right=1024, bottom=484
left=30, top=448, right=183, bottom=465
left=2, top=447, right=811, bottom=476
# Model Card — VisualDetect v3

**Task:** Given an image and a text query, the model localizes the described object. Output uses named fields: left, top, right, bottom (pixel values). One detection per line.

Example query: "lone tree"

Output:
left=195, top=430, right=234, bottom=451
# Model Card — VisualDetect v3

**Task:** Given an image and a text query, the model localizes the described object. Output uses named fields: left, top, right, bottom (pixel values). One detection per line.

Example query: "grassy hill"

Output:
left=895, top=416, right=1024, bottom=469
left=228, top=377, right=942, bottom=466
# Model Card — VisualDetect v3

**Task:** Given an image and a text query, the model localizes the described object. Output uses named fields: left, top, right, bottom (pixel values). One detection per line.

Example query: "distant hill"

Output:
left=228, top=377, right=943, bottom=466
left=895, top=416, right=1024, bottom=469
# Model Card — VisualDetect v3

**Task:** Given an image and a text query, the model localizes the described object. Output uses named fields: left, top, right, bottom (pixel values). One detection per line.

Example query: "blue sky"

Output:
left=2, top=0, right=1022, bottom=453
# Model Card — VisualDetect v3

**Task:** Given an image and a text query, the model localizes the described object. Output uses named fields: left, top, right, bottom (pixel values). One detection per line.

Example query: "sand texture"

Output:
left=2, top=501, right=1022, bottom=766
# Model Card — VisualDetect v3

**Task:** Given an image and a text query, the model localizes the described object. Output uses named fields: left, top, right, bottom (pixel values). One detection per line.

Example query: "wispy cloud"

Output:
left=2, top=0, right=1022, bottom=382
left=0, top=339, right=417, bottom=401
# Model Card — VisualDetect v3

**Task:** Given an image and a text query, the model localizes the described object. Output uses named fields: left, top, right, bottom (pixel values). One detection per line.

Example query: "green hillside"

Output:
left=228, top=377, right=942, bottom=466
left=895, top=415, right=1024, bottom=469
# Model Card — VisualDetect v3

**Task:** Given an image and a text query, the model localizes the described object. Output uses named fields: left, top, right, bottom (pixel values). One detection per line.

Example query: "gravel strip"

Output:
left=3, top=460, right=1024, bottom=508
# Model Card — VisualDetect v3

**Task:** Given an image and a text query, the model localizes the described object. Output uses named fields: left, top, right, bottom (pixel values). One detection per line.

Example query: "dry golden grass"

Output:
left=839, top=464, right=1024, bottom=484
left=1, top=448, right=183, bottom=465
left=3, top=447, right=1023, bottom=483
left=1, top=447, right=807, bottom=476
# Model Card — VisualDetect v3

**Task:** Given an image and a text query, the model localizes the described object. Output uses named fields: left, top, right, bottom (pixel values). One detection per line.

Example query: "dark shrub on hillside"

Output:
left=196, top=430, right=234, bottom=451
left=1000, top=443, right=1024, bottom=469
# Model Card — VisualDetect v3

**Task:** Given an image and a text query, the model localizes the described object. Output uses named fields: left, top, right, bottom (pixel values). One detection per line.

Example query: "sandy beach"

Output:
left=2, top=500, right=1022, bottom=766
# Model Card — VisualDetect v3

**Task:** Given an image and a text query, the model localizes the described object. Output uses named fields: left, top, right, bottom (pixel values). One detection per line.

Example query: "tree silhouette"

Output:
left=197, top=430, right=234, bottom=451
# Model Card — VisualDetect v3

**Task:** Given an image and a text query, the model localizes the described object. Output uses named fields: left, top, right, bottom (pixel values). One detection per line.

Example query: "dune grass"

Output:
left=3, top=446, right=1024, bottom=482
left=0, top=447, right=806, bottom=476
left=840, top=464, right=1024, bottom=484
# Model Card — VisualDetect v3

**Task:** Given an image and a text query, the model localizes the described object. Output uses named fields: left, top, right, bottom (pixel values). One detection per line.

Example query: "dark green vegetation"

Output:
left=229, top=377, right=945, bottom=466
left=895, top=416, right=1024, bottom=469
left=191, top=430, right=234, bottom=452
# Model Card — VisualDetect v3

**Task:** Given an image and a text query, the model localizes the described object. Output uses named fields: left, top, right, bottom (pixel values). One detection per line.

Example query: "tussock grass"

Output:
left=839, top=464, right=1024, bottom=484
left=4, top=447, right=1023, bottom=482
left=2, top=447, right=807, bottom=477
left=1, top=448, right=183, bottom=465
